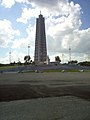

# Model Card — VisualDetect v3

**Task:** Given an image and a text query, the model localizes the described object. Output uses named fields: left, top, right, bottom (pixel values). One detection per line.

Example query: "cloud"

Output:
left=45, top=1, right=82, bottom=52
left=12, top=38, right=28, bottom=48
left=1, top=0, right=90, bottom=63
left=76, top=28, right=90, bottom=53
left=0, top=19, right=20, bottom=47
left=11, top=24, right=36, bottom=62
left=1, top=0, right=29, bottom=8
left=0, top=50, right=26, bottom=64
left=1, top=0, right=15, bottom=8
left=1, top=0, right=67, bottom=9
left=17, top=0, right=80, bottom=24
left=12, top=23, right=35, bottom=48
left=28, top=0, right=67, bottom=10
left=16, top=7, right=40, bottom=24
left=9, top=50, right=26, bottom=63
left=15, top=0, right=90, bottom=62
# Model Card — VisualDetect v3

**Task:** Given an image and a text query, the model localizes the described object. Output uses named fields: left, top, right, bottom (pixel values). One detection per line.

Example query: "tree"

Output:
left=17, top=61, right=22, bottom=65
left=55, top=56, right=61, bottom=62
left=78, top=61, right=90, bottom=66
left=68, top=60, right=78, bottom=64
left=24, top=55, right=31, bottom=63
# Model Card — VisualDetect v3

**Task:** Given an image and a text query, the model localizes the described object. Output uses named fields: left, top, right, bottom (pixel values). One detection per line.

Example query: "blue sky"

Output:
left=0, top=0, right=90, bottom=64
left=72, top=0, right=90, bottom=29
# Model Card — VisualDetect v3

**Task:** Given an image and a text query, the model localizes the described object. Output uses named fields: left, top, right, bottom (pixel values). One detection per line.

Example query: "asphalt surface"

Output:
left=0, top=72, right=90, bottom=102
left=0, top=72, right=90, bottom=120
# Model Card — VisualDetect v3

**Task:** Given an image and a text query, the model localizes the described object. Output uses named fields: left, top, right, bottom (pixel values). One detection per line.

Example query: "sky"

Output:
left=0, top=0, right=90, bottom=64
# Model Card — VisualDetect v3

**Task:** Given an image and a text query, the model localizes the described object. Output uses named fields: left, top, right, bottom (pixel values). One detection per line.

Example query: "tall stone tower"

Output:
left=34, top=13, right=47, bottom=64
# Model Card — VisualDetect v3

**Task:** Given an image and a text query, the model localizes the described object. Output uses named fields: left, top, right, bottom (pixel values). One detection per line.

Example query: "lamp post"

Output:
left=9, top=51, right=11, bottom=64
left=69, top=47, right=71, bottom=62
left=28, top=44, right=30, bottom=56
left=62, top=53, right=64, bottom=63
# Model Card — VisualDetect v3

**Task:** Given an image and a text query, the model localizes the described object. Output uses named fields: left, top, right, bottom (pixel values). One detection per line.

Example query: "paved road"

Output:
left=0, top=72, right=90, bottom=120
left=0, top=72, right=90, bottom=101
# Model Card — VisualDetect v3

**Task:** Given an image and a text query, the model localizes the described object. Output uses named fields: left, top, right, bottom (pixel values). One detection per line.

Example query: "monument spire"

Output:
left=34, top=13, right=47, bottom=64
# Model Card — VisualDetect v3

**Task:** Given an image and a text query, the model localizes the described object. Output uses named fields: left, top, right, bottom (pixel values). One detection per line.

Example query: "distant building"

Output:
left=34, top=12, right=47, bottom=64
left=46, top=56, right=50, bottom=64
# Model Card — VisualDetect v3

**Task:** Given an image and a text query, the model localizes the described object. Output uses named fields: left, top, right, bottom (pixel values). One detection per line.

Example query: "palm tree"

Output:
left=24, top=55, right=31, bottom=63
left=55, top=56, right=61, bottom=63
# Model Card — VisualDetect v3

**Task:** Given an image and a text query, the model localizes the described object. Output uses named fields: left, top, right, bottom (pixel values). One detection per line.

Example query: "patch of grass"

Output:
left=66, top=70, right=79, bottom=72
left=22, top=70, right=35, bottom=73
left=0, top=66, right=18, bottom=70
left=44, top=69, right=88, bottom=72
left=44, top=69, right=62, bottom=72
left=84, top=70, right=90, bottom=72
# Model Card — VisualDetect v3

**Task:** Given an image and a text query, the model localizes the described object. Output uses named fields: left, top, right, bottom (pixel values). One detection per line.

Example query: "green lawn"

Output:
left=0, top=66, right=90, bottom=72
left=0, top=66, right=18, bottom=70
left=44, top=69, right=79, bottom=72
left=44, top=69, right=90, bottom=72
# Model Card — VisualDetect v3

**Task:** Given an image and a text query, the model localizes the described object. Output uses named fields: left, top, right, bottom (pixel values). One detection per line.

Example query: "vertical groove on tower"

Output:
left=34, top=13, right=47, bottom=64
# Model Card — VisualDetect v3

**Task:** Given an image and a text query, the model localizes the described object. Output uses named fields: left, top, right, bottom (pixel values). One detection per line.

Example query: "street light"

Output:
left=69, top=47, right=71, bottom=62
left=28, top=44, right=30, bottom=56
left=9, top=51, right=11, bottom=64
left=62, top=53, right=64, bottom=63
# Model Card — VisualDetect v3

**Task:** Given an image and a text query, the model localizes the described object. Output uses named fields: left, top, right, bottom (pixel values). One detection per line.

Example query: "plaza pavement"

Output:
left=0, top=72, right=90, bottom=120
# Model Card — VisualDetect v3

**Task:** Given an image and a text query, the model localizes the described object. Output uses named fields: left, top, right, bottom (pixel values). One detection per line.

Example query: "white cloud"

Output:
left=26, top=24, right=36, bottom=45
left=12, top=38, right=28, bottom=48
left=10, top=50, right=26, bottom=63
left=1, top=0, right=15, bottom=8
left=76, top=28, right=90, bottom=53
left=1, top=0, right=90, bottom=63
left=1, top=0, right=29, bottom=8
left=11, top=24, right=36, bottom=62
left=16, top=0, right=90, bottom=62
left=16, top=7, right=39, bottom=24
left=45, top=2, right=82, bottom=53
left=28, top=0, right=68, bottom=11
left=17, top=6, right=51, bottom=24
left=12, top=23, right=35, bottom=48
left=0, top=48, right=32, bottom=64
left=15, top=0, right=28, bottom=3
left=0, top=19, right=20, bottom=47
